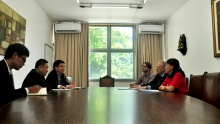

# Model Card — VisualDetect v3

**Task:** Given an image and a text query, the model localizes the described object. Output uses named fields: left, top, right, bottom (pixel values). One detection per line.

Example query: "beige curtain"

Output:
left=55, top=23, right=89, bottom=87
left=136, top=33, right=163, bottom=77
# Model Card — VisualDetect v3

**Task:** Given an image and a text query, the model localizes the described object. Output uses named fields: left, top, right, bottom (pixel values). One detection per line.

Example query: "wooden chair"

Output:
left=202, top=72, right=220, bottom=108
left=99, top=75, right=115, bottom=87
left=189, top=73, right=205, bottom=100
left=189, top=72, right=207, bottom=100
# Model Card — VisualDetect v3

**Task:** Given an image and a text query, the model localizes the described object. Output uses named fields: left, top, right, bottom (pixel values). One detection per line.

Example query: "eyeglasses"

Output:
left=19, top=56, right=26, bottom=63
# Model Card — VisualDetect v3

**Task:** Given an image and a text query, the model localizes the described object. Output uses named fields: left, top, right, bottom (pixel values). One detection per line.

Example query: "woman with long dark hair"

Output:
left=159, top=58, right=188, bottom=94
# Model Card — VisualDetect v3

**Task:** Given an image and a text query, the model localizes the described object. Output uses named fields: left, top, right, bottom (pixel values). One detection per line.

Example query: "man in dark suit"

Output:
left=46, top=60, right=75, bottom=89
left=134, top=60, right=167, bottom=90
left=0, top=43, right=41, bottom=108
left=22, top=59, right=51, bottom=92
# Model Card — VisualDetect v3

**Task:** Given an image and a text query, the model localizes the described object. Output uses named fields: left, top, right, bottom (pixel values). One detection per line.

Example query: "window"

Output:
left=89, top=25, right=136, bottom=81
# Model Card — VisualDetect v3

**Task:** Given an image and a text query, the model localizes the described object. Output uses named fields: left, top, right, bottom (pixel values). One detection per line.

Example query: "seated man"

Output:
left=46, top=60, right=75, bottom=89
left=134, top=60, right=167, bottom=90
left=22, top=59, right=51, bottom=92
left=130, top=62, right=155, bottom=88
left=0, top=43, right=41, bottom=108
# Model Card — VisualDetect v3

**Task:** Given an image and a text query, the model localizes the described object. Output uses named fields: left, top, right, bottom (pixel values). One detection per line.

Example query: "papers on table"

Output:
left=28, top=88, right=47, bottom=96
left=118, top=87, right=136, bottom=90
left=52, top=87, right=86, bottom=91
left=71, top=87, right=86, bottom=90
left=52, top=89, right=71, bottom=91
left=118, top=87, right=160, bottom=92
left=139, top=89, right=161, bottom=92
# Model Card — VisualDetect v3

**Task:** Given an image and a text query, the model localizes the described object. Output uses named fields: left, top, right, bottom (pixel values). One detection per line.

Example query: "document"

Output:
left=71, top=87, right=86, bottom=90
left=52, top=87, right=86, bottom=91
left=28, top=88, right=47, bottom=95
left=139, top=89, right=161, bottom=92
left=118, top=87, right=135, bottom=90
left=52, top=89, right=71, bottom=91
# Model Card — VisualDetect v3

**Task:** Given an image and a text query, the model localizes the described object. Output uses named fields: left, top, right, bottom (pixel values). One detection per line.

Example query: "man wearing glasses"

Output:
left=130, top=62, right=155, bottom=88
left=0, top=43, right=41, bottom=108
left=46, top=60, right=75, bottom=89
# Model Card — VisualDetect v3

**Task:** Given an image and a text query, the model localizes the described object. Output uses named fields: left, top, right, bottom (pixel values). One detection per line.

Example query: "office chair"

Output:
left=189, top=74, right=205, bottom=100
left=99, top=75, right=115, bottom=87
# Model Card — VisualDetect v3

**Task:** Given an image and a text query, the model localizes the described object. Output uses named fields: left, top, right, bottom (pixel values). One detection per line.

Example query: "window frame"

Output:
left=89, top=24, right=137, bottom=82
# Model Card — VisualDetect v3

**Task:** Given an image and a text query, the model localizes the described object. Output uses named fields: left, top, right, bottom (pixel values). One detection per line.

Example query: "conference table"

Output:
left=0, top=87, right=220, bottom=124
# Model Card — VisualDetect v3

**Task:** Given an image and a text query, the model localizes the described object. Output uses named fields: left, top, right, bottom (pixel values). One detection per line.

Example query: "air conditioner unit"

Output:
left=55, top=22, right=81, bottom=33
left=139, top=24, right=164, bottom=34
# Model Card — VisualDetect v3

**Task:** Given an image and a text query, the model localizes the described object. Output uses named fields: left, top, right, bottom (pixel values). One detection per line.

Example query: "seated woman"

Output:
left=159, top=58, right=188, bottom=95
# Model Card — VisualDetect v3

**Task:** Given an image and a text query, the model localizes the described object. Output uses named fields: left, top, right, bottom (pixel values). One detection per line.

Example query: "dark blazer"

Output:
left=46, top=70, right=68, bottom=89
left=0, top=60, right=26, bottom=108
left=142, top=73, right=168, bottom=90
left=22, top=69, right=51, bottom=92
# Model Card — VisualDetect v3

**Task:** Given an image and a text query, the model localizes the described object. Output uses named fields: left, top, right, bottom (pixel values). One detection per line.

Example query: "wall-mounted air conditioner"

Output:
left=139, top=24, right=164, bottom=34
left=55, top=22, right=81, bottom=33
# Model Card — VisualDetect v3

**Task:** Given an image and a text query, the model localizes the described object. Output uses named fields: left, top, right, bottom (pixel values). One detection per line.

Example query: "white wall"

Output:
left=1, top=0, right=53, bottom=88
left=165, top=0, right=220, bottom=78
left=3, top=0, right=214, bottom=88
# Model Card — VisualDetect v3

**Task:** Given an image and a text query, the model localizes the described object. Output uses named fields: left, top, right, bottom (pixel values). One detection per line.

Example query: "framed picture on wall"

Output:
left=0, top=1, right=26, bottom=55
left=211, top=0, right=220, bottom=57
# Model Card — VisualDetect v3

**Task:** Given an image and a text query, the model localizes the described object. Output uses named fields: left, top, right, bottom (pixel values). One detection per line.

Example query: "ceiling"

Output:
left=35, top=0, right=189, bottom=23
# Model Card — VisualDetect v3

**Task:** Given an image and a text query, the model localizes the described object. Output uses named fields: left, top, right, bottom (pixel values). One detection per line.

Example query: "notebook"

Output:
left=28, top=88, right=47, bottom=95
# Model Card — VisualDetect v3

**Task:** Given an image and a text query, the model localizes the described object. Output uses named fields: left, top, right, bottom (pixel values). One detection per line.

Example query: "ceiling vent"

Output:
left=55, top=22, right=81, bottom=33
left=139, top=23, right=164, bottom=34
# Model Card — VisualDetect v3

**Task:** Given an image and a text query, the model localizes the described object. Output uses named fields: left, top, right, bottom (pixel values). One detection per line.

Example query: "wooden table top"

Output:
left=0, top=87, right=220, bottom=124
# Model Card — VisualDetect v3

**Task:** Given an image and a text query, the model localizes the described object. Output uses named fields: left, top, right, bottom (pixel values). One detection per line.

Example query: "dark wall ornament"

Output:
left=177, top=34, right=187, bottom=55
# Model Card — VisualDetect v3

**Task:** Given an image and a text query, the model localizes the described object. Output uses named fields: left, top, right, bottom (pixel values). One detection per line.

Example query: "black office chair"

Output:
left=99, top=75, right=115, bottom=87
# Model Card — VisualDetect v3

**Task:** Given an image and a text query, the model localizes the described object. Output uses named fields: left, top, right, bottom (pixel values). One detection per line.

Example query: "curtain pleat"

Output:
left=137, top=32, right=163, bottom=78
left=54, top=23, right=162, bottom=86
left=55, top=23, right=89, bottom=87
